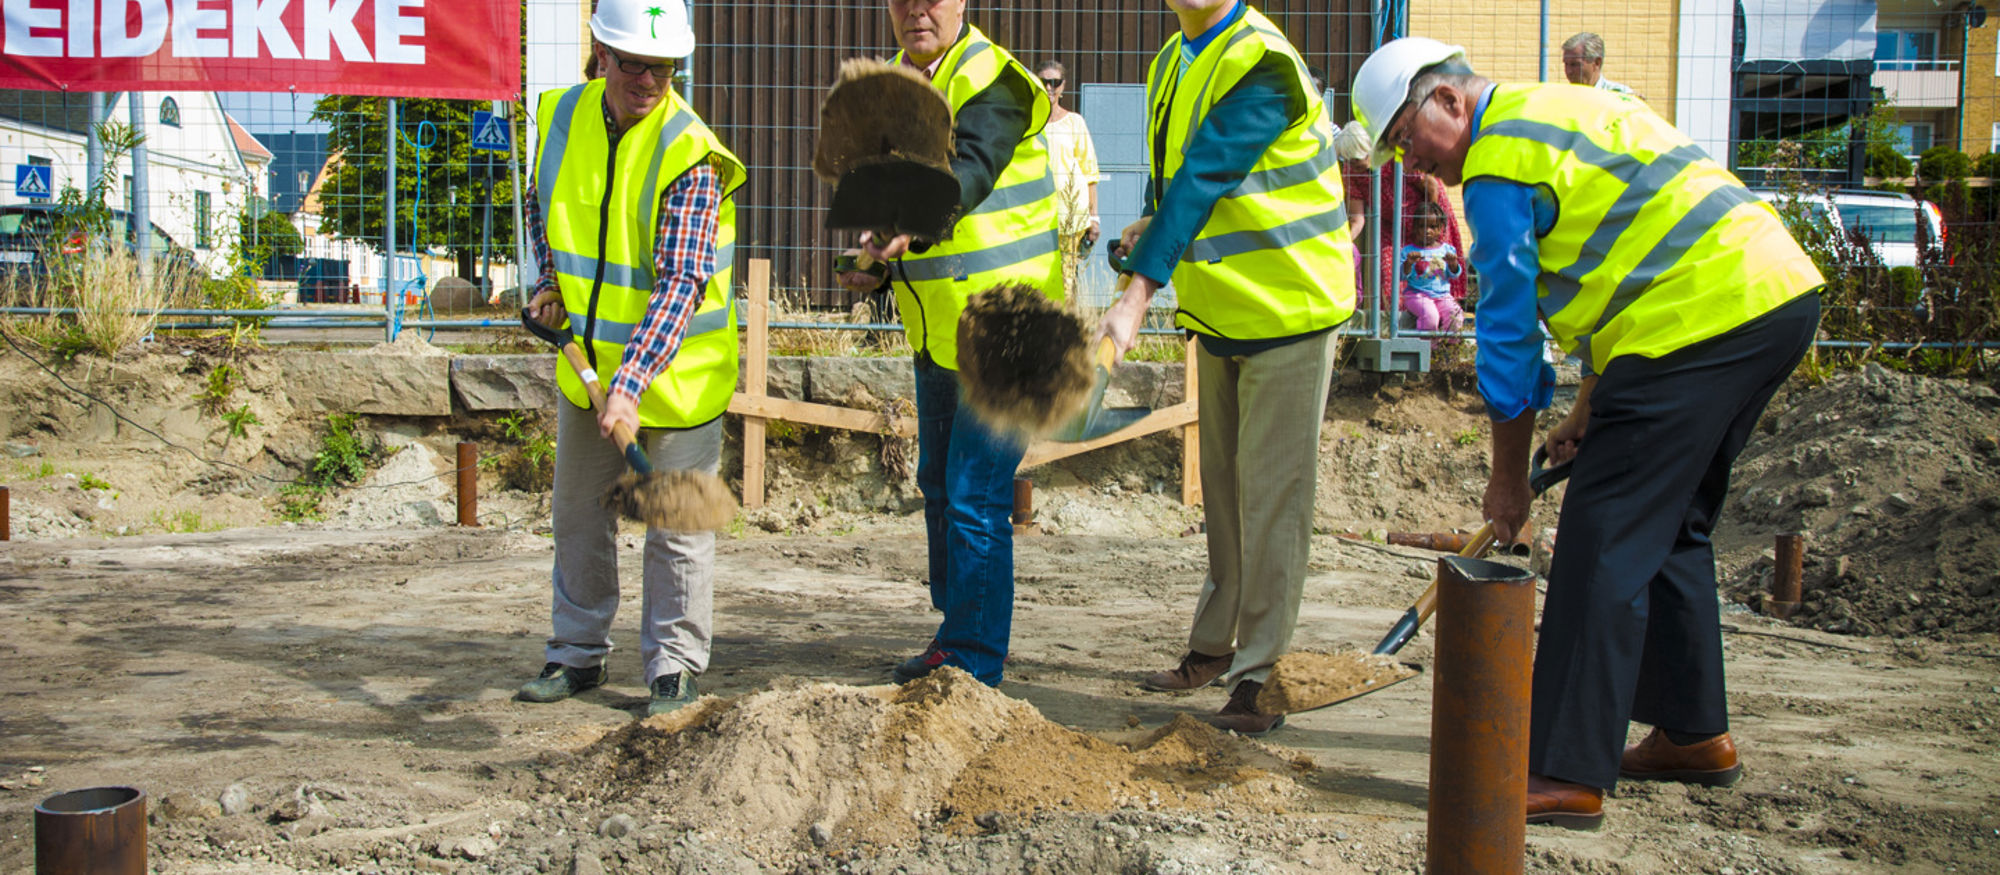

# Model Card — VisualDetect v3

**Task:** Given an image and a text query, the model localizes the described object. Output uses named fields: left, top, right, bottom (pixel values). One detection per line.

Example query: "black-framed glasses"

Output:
left=605, top=46, right=676, bottom=79
left=1383, top=90, right=1438, bottom=158
left=1041, top=77, right=1063, bottom=88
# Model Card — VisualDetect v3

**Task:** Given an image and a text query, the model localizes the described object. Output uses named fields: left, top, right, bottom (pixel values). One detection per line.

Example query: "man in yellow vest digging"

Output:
left=860, top=0, right=1063, bottom=687
left=517, top=0, right=744, bottom=717
left=1098, top=0, right=1357, bottom=736
left=1351, top=37, right=1823, bottom=828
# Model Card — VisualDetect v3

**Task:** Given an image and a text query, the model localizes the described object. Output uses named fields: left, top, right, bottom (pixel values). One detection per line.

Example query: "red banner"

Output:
left=0, top=0, right=520, bottom=100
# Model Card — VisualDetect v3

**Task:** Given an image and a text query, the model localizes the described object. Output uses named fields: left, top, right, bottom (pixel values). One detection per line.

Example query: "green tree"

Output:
left=235, top=210, right=304, bottom=269
left=309, top=96, right=522, bottom=282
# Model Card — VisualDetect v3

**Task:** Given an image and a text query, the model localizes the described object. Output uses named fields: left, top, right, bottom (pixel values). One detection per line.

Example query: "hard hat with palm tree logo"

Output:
left=590, top=0, right=696, bottom=60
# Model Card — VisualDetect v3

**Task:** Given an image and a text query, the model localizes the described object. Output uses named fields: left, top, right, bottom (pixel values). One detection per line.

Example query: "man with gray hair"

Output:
left=1561, top=32, right=1633, bottom=95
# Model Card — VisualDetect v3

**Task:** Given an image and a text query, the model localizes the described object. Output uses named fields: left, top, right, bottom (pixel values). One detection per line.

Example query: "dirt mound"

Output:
left=555, top=669, right=1301, bottom=861
left=1721, top=365, right=2000, bottom=638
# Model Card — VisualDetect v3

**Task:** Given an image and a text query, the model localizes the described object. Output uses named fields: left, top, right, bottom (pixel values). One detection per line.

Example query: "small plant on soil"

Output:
left=277, top=413, right=383, bottom=521
left=77, top=472, right=113, bottom=492
left=194, top=363, right=238, bottom=414
left=492, top=411, right=555, bottom=492
left=149, top=508, right=214, bottom=534
left=1453, top=428, right=1479, bottom=446
left=221, top=403, right=259, bottom=438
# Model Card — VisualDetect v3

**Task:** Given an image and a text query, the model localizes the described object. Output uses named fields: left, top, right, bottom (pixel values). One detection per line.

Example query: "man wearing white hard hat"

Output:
left=518, top=0, right=745, bottom=717
left=1349, top=37, right=1823, bottom=827
left=1100, top=0, right=1356, bottom=737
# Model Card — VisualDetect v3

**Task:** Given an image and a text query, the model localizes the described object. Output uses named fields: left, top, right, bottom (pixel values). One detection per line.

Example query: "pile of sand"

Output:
left=1258, top=650, right=1419, bottom=714
left=555, top=669, right=1302, bottom=858
left=1722, top=366, right=2000, bottom=637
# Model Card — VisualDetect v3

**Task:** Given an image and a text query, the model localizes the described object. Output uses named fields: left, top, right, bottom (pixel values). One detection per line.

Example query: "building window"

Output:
left=194, top=191, right=211, bottom=248
left=1992, top=123, right=1999, bottom=153
left=1876, top=30, right=1941, bottom=71
left=1893, top=123, right=1935, bottom=161
left=123, top=175, right=133, bottom=209
left=159, top=97, right=180, bottom=128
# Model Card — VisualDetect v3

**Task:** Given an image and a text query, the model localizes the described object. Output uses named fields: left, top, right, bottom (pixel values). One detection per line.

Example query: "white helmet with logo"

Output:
left=591, top=0, right=696, bottom=61
left=1351, top=37, right=1470, bottom=168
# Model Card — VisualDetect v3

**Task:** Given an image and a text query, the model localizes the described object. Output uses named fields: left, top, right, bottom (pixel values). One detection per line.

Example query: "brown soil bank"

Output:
left=1721, top=365, right=2000, bottom=638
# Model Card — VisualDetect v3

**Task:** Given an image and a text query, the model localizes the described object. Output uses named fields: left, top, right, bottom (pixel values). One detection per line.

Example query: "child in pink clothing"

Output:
left=1399, top=202, right=1464, bottom=332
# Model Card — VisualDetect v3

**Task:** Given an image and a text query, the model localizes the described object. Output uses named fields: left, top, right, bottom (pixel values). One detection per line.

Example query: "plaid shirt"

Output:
left=527, top=97, right=723, bottom=406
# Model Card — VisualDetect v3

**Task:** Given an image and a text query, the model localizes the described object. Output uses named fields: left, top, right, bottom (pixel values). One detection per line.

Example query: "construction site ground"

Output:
left=1, top=340, right=1996, bottom=874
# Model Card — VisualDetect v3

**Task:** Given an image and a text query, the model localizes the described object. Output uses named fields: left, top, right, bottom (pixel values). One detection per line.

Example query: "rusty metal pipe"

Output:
left=2, top=484, right=10, bottom=541
left=1012, top=477, right=1032, bottom=526
left=36, top=786, right=147, bottom=875
left=1427, top=555, right=1536, bottom=875
left=1391, top=524, right=1535, bottom=557
left=456, top=442, right=478, bottom=527
left=1769, top=532, right=1804, bottom=619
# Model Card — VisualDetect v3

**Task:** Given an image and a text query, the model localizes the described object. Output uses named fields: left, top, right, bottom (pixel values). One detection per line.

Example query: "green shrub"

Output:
left=1868, top=142, right=1913, bottom=180
left=1918, top=146, right=1971, bottom=182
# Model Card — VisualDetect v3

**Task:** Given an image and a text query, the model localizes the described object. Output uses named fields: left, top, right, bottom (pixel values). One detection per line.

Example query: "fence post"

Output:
left=384, top=98, right=399, bottom=343
left=742, top=259, right=771, bottom=509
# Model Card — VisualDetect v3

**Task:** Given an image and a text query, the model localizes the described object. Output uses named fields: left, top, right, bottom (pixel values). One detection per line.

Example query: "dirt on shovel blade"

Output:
left=606, top=468, right=739, bottom=532
left=1257, top=649, right=1418, bottom=714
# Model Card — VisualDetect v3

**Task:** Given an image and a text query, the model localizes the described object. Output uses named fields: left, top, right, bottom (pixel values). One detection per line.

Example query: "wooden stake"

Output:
left=1181, top=335, right=1202, bottom=507
left=743, top=259, right=771, bottom=509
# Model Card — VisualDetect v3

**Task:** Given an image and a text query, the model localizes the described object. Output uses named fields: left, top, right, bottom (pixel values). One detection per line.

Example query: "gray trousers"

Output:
left=545, top=398, right=719, bottom=685
left=1186, top=331, right=1338, bottom=689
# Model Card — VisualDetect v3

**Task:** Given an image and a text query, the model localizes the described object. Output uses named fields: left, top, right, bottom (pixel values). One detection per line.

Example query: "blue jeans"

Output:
left=914, top=352, right=1024, bottom=686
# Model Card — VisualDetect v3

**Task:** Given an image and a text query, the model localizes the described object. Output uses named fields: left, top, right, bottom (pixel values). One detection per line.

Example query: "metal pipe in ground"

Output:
left=1769, top=532, right=1805, bottom=618
left=36, top=786, right=147, bottom=874
left=1011, top=477, right=1036, bottom=534
left=456, top=443, right=478, bottom=527
left=2, top=484, right=10, bottom=541
left=1427, top=555, right=1537, bottom=875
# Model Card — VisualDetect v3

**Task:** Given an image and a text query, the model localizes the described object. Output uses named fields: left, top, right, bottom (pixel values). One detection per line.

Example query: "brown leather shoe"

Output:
left=1205, top=680, right=1285, bottom=737
left=1526, top=773, right=1604, bottom=830
left=1141, top=650, right=1233, bottom=692
left=1620, top=728, right=1742, bottom=787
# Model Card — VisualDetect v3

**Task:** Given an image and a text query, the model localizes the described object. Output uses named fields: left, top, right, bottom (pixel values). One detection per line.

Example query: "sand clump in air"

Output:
left=556, top=668, right=1302, bottom=860
left=1258, top=649, right=1419, bottom=714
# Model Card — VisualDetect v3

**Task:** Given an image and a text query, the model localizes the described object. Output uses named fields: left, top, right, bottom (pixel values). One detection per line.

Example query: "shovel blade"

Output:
left=827, top=160, right=960, bottom=241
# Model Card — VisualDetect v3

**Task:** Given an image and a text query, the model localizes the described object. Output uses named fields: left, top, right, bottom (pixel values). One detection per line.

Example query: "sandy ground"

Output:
left=2, top=341, right=1997, bottom=872
left=1, top=522, right=1994, bottom=874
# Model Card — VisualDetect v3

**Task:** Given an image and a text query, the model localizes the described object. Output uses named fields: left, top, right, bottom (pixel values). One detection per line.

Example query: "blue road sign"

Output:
left=470, top=111, right=511, bottom=152
left=15, top=164, right=52, bottom=199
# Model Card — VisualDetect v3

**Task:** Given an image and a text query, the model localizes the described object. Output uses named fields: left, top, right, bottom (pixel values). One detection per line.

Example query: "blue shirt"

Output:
left=1463, top=86, right=1557, bottom=422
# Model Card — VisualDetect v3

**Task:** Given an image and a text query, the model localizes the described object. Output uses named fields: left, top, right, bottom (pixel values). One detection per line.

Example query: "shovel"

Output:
left=815, top=58, right=961, bottom=245
left=1371, top=447, right=1574, bottom=656
left=1045, top=265, right=1151, bottom=443
left=518, top=308, right=738, bottom=531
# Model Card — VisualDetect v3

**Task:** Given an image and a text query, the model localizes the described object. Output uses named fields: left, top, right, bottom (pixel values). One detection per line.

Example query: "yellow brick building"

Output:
left=1410, top=0, right=1682, bottom=124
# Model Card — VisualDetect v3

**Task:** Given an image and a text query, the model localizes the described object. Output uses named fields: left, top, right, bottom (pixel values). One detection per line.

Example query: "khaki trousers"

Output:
left=1186, top=331, right=1337, bottom=689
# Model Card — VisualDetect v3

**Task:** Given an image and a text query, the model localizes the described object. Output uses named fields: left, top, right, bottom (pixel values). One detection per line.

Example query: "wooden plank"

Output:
left=1182, top=336, right=1202, bottom=507
left=729, top=393, right=919, bottom=438
left=1018, top=401, right=1199, bottom=469
left=742, top=259, right=770, bottom=509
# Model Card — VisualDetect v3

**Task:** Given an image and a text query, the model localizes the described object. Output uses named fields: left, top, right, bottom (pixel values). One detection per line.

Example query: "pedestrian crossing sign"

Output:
left=470, top=111, right=512, bottom=153
left=15, top=164, right=52, bottom=199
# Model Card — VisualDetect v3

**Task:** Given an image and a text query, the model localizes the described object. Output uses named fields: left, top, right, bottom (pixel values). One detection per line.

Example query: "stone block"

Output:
left=452, top=355, right=557, bottom=411
left=805, top=356, right=913, bottom=405
left=286, top=334, right=452, bottom=416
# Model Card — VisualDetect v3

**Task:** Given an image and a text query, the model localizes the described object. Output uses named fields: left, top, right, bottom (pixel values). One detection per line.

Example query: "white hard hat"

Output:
left=1351, top=37, right=1470, bottom=168
left=590, top=0, right=695, bottom=61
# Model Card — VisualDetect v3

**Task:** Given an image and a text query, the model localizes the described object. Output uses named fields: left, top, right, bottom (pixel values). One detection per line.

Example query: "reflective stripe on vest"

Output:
left=536, top=81, right=745, bottom=428
left=1462, top=84, right=1822, bottom=372
left=1146, top=7, right=1356, bottom=340
left=887, top=24, right=1063, bottom=371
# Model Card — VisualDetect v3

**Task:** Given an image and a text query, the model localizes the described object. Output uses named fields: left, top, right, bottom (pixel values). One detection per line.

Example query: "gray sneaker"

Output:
left=647, top=671, right=698, bottom=716
left=516, top=662, right=607, bottom=703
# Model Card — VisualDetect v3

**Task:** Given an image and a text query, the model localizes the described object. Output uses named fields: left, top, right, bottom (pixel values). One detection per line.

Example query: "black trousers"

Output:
left=1529, top=293, right=1821, bottom=790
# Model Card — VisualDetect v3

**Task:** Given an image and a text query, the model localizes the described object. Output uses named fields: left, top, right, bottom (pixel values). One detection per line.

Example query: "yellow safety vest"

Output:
left=890, top=24, right=1063, bottom=370
left=1145, top=6, right=1356, bottom=339
left=1463, top=84, right=1823, bottom=373
left=535, top=81, right=744, bottom=428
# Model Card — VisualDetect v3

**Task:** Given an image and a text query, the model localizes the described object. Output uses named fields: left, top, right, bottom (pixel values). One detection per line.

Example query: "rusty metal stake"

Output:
left=1391, top=524, right=1535, bottom=557
left=1427, top=555, right=1537, bottom=875
left=1011, top=477, right=1036, bottom=535
left=36, top=786, right=146, bottom=875
left=2, top=484, right=9, bottom=541
left=1769, top=532, right=1804, bottom=619
left=456, top=442, right=478, bottom=527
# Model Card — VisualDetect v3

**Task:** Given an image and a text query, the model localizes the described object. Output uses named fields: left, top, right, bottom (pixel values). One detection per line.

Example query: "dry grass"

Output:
left=11, top=246, right=173, bottom=357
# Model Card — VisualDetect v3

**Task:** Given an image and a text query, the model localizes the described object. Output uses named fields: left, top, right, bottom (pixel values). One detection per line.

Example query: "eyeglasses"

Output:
left=1041, top=77, right=1063, bottom=88
left=1382, top=90, right=1438, bottom=159
left=604, top=46, right=676, bottom=79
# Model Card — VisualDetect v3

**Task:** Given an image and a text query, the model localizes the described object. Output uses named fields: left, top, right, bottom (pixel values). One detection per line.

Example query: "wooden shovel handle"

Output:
left=1412, top=521, right=1500, bottom=624
left=556, top=341, right=641, bottom=453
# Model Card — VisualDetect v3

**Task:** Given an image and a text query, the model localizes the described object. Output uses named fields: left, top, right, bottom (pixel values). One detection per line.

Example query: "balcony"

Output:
left=1873, top=62, right=1961, bottom=108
